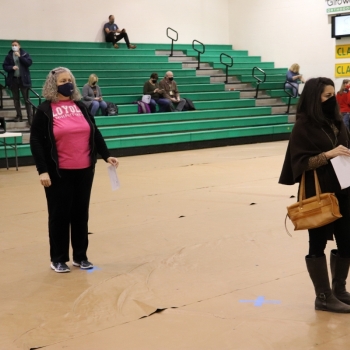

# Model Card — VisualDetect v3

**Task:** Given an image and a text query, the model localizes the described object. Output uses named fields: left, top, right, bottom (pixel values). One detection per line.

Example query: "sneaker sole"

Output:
left=50, top=264, right=70, bottom=273
left=72, top=262, right=93, bottom=269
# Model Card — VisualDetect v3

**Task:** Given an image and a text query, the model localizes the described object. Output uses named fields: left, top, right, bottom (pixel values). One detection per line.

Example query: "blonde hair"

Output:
left=289, top=63, right=300, bottom=73
left=88, top=74, right=98, bottom=86
left=42, top=67, right=81, bottom=102
left=338, top=79, right=350, bottom=95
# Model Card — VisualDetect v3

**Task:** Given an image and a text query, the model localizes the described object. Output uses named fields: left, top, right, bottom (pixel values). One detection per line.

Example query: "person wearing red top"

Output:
left=336, top=79, right=350, bottom=129
left=30, top=67, right=119, bottom=273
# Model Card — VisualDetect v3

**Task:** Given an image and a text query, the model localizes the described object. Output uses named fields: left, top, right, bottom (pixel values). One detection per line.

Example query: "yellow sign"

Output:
left=336, top=45, right=350, bottom=59
left=335, top=63, right=350, bottom=77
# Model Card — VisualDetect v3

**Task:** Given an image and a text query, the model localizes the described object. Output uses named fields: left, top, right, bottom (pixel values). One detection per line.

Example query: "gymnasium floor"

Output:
left=1, top=141, right=349, bottom=350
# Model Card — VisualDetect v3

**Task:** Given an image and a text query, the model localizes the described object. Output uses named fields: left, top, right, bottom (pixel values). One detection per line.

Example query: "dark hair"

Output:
left=108, top=15, right=113, bottom=19
left=150, top=72, right=158, bottom=79
left=12, top=40, right=20, bottom=45
left=296, top=77, right=342, bottom=125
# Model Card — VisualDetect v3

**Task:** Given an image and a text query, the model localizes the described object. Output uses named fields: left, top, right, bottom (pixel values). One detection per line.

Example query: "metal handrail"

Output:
left=166, top=27, right=178, bottom=57
left=28, top=88, right=42, bottom=124
left=252, top=67, right=267, bottom=99
left=220, top=53, right=233, bottom=84
left=284, top=81, right=298, bottom=114
left=0, top=71, right=6, bottom=109
left=192, top=40, right=205, bottom=70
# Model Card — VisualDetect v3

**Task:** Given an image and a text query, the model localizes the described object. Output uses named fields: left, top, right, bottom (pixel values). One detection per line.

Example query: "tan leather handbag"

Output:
left=285, top=170, right=342, bottom=236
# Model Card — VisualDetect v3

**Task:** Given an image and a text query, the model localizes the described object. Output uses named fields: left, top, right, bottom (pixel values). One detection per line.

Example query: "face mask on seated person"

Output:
left=57, top=82, right=74, bottom=97
left=321, top=96, right=337, bottom=117
left=12, top=46, right=19, bottom=52
left=152, top=79, right=157, bottom=83
left=168, top=77, right=174, bottom=82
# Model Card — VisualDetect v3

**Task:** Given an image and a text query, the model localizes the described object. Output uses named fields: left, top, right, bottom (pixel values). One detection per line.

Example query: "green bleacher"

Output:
left=0, top=40, right=293, bottom=164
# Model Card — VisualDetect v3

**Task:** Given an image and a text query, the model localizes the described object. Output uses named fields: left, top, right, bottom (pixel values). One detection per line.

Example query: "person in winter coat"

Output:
left=82, top=74, right=107, bottom=116
left=30, top=67, right=119, bottom=273
left=336, top=79, right=350, bottom=129
left=279, top=77, right=350, bottom=313
left=2, top=40, right=33, bottom=124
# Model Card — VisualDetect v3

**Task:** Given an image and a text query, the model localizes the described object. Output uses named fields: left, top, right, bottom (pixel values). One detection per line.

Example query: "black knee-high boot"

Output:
left=330, top=249, right=350, bottom=305
left=305, top=254, right=350, bottom=313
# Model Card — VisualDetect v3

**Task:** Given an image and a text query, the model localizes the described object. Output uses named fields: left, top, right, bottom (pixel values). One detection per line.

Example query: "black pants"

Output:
left=105, top=32, right=131, bottom=47
left=44, top=167, right=94, bottom=263
left=11, top=77, right=32, bottom=118
left=309, top=194, right=350, bottom=258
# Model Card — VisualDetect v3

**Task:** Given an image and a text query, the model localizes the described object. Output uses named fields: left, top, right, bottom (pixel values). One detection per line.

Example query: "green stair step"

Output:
left=30, top=55, right=170, bottom=63
left=213, top=62, right=275, bottom=69
left=184, top=50, right=249, bottom=57
left=190, top=56, right=262, bottom=64
left=99, top=115, right=289, bottom=137
left=95, top=107, right=272, bottom=126
left=228, top=68, right=288, bottom=76
left=251, top=82, right=286, bottom=89
left=117, top=99, right=256, bottom=115
left=0, top=47, right=159, bottom=56
left=0, top=40, right=232, bottom=50
left=28, top=69, right=197, bottom=79
left=31, top=76, right=211, bottom=89
left=30, top=62, right=182, bottom=70
left=281, top=97, right=299, bottom=105
left=239, top=74, right=287, bottom=83
left=266, top=90, right=291, bottom=98
left=103, top=123, right=293, bottom=149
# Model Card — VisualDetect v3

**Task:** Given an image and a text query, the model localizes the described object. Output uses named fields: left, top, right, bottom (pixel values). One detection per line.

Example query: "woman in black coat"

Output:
left=30, top=67, right=119, bottom=273
left=280, top=77, right=350, bottom=313
left=2, top=40, right=33, bottom=124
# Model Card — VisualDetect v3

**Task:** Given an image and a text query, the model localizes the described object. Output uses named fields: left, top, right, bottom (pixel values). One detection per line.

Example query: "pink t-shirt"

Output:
left=52, top=101, right=91, bottom=169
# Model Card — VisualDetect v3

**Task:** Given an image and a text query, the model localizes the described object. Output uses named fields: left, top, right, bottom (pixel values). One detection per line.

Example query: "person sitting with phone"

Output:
left=143, top=73, right=172, bottom=113
left=103, top=15, right=136, bottom=49
left=285, top=63, right=305, bottom=98
left=82, top=74, right=107, bottom=116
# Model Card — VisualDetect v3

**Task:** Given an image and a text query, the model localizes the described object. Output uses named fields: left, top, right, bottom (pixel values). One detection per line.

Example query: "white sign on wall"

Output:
left=326, top=0, right=350, bottom=15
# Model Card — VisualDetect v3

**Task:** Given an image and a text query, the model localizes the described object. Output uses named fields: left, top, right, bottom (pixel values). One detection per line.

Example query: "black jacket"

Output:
left=30, top=100, right=111, bottom=176
left=279, top=114, right=350, bottom=198
left=2, top=48, right=32, bottom=88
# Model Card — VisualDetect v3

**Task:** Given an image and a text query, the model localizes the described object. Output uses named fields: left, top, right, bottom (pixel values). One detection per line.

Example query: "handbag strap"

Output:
left=284, top=214, right=293, bottom=237
left=298, top=170, right=322, bottom=209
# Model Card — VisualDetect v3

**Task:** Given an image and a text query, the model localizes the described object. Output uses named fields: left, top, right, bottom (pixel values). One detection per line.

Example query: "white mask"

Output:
left=12, top=46, right=19, bottom=52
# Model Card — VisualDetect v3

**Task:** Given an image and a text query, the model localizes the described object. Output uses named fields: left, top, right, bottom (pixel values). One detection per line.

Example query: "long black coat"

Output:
left=2, top=48, right=32, bottom=88
left=279, top=115, right=350, bottom=198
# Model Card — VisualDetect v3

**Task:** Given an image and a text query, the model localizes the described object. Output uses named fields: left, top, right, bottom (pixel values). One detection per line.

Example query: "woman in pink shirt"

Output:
left=30, top=67, right=119, bottom=273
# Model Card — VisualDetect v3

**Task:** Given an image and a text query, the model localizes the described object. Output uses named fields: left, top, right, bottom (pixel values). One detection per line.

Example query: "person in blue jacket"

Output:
left=2, top=40, right=33, bottom=124
left=285, top=63, right=305, bottom=98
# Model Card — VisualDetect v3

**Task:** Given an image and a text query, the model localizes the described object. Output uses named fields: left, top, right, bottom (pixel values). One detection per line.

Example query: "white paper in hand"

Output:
left=107, top=165, right=120, bottom=191
left=330, top=155, right=350, bottom=189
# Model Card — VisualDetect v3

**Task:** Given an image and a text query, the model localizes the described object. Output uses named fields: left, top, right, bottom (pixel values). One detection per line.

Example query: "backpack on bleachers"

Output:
left=134, top=101, right=151, bottom=114
left=106, top=102, right=118, bottom=116
left=183, top=98, right=196, bottom=111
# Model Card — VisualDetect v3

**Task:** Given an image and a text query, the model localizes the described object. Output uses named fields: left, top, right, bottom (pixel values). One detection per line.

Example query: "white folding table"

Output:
left=0, top=132, right=23, bottom=171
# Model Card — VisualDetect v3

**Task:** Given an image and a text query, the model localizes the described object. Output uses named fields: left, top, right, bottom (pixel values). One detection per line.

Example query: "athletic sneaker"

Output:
left=72, top=260, right=94, bottom=269
left=51, top=262, right=70, bottom=273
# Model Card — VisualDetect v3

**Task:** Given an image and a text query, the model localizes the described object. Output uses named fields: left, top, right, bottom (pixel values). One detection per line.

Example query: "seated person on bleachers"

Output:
left=82, top=74, right=107, bottom=116
left=159, top=71, right=186, bottom=112
left=143, top=73, right=172, bottom=113
left=103, top=15, right=136, bottom=50
left=285, top=63, right=305, bottom=98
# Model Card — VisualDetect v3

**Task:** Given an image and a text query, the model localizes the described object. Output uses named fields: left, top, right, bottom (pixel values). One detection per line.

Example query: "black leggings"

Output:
left=309, top=194, right=350, bottom=258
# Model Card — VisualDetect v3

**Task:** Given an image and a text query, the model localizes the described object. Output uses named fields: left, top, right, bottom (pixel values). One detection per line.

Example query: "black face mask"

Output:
left=168, top=77, right=174, bottom=82
left=57, top=82, right=74, bottom=97
left=92, top=82, right=97, bottom=86
left=321, top=96, right=337, bottom=117
left=152, top=79, right=157, bottom=83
